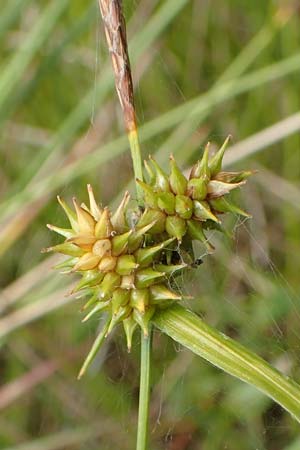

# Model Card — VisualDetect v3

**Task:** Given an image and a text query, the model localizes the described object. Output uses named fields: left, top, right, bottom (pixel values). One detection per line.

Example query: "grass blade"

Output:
left=153, top=304, right=300, bottom=422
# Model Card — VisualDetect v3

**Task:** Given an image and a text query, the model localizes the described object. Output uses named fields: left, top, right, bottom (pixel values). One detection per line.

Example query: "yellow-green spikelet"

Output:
left=136, top=137, right=252, bottom=251
left=44, top=185, right=185, bottom=356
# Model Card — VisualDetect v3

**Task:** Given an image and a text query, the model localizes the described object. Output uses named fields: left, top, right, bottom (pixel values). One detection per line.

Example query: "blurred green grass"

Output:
left=0, top=0, right=300, bottom=449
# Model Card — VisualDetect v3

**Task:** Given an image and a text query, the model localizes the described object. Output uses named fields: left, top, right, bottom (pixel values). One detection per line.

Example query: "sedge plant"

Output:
left=44, top=1, right=300, bottom=449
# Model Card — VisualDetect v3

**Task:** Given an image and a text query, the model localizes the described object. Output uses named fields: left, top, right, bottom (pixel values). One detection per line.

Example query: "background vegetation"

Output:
left=0, top=0, right=300, bottom=449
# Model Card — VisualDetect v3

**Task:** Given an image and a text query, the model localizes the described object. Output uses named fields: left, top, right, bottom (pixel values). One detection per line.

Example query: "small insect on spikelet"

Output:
left=136, top=137, right=253, bottom=251
left=43, top=185, right=185, bottom=378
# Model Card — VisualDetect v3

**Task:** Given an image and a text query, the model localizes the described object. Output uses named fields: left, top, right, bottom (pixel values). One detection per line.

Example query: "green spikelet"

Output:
left=111, top=230, right=132, bottom=256
left=46, top=223, right=74, bottom=239
left=150, top=284, right=182, bottom=302
left=190, top=142, right=210, bottom=180
left=98, top=272, right=121, bottom=299
left=187, top=220, right=214, bottom=253
left=133, top=307, right=155, bottom=337
left=135, top=237, right=175, bottom=268
left=149, top=155, right=170, bottom=192
left=41, top=242, right=84, bottom=257
left=106, top=305, right=131, bottom=336
left=111, top=191, right=130, bottom=233
left=111, top=288, right=130, bottom=314
left=169, top=154, right=187, bottom=195
left=187, top=177, right=208, bottom=201
left=193, top=200, right=219, bottom=223
left=175, top=195, right=193, bottom=219
left=95, top=207, right=113, bottom=239
left=72, top=270, right=104, bottom=293
left=209, top=197, right=251, bottom=217
left=137, top=209, right=166, bottom=234
left=130, top=288, right=149, bottom=313
left=157, top=192, right=176, bottom=215
left=209, top=135, right=231, bottom=176
left=115, top=255, right=138, bottom=275
left=144, top=159, right=155, bottom=184
left=165, top=216, right=186, bottom=241
left=123, top=316, right=137, bottom=351
left=82, top=300, right=110, bottom=323
left=136, top=180, right=157, bottom=208
left=135, top=268, right=166, bottom=289
left=57, top=196, right=79, bottom=232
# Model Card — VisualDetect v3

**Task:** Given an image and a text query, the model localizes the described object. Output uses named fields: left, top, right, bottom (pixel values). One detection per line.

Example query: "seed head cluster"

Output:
left=44, top=138, right=251, bottom=368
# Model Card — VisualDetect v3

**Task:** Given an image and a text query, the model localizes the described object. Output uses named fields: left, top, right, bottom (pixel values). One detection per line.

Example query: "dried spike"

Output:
left=209, top=135, right=231, bottom=176
left=136, top=179, right=157, bottom=209
left=82, top=301, right=110, bottom=323
left=73, top=197, right=95, bottom=234
left=72, top=253, right=101, bottom=271
left=135, top=237, right=175, bottom=268
left=46, top=223, right=74, bottom=239
left=111, top=191, right=130, bottom=233
left=57, top=196, right=79, bottom=232
left=77, top=318, right=110, bottom=379
left=95, top=207, right=113, bottom=239
left=149, top=155, right=170, bottom=192
left=41, top=242, right=84, bottom=257
left=98, top=0, right=136, bottom=132
left=87, top=184, right=103, bottom=220
left=111, top=230, right=132, bottom=256
left=169, top=154, right=187, bottom=195
left=165, top=215, right=187, bottom=242
left=123, top=316, right=137, bottom=352
left=207, top=180, right=246, bottom=198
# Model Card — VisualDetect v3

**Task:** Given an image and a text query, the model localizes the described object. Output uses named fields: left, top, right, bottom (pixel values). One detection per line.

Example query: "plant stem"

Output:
left=136, top=327, right=152, bottom=450
left=128, top=128, right=144, bottom=205
left=153, top=305, right=300, bottom=423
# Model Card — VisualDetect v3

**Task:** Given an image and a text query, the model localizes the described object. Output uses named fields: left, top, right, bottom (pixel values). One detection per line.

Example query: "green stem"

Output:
left=153, top=305, right=300, bottom=422
left=136, top=327, right=152, bottom=450
left=128, top=129, right=144, bottom=206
